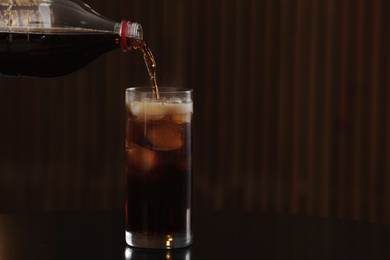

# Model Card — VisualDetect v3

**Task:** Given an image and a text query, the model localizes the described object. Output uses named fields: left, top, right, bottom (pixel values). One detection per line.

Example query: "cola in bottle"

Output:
left=0, top=0, right=143, bottom=78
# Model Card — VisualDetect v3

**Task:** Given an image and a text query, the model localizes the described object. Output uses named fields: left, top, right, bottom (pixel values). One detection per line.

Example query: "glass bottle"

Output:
left=0, top=0, right=143, bottom=78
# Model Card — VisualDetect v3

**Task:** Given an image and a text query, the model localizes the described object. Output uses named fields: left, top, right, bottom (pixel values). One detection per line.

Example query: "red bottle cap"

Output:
left=121, top=21, right=132, bottom=52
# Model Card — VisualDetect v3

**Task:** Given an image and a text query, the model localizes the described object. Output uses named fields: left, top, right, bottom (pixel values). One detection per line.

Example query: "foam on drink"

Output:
left=129, top=100, right=193, bottom=118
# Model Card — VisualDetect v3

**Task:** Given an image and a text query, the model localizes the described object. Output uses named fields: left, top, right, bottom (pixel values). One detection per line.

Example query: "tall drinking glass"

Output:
left=125, top=87, right=193, bottom=249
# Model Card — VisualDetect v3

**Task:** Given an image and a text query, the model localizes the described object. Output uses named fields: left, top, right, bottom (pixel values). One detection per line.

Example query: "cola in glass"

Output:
left=125, top=87, right=193, bottom=249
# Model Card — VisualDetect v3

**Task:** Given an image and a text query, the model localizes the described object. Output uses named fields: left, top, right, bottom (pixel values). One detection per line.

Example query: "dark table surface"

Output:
left=0, top=208, right=389, bottom=260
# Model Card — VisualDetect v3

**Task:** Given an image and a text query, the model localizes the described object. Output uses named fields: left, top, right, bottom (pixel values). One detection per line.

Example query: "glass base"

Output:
left=125, top=231, right=193, bottom=249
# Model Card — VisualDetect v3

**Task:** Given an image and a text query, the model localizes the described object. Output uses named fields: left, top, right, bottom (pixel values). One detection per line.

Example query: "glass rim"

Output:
left=126, top=87, right=192, bottom=94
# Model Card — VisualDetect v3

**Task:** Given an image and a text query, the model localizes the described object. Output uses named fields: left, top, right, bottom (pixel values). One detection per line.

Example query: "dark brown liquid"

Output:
left=125, top=110, right=192, bottom=234
left=0, top=31, right=120, bottom=78
left=131, top=39, right=160, bottom=99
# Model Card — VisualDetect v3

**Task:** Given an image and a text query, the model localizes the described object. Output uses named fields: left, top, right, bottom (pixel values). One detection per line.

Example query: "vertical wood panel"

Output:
left=368, top=0, right=379, bottom=223
left=322, top=0, right=334, bottom=218
left=291, top=0, right=306, bottom=215
left=337, top=0, right=349, bottom=221
left=353, top=0, right=365, bottom=222
left=247, top=0, right=262, bottom=211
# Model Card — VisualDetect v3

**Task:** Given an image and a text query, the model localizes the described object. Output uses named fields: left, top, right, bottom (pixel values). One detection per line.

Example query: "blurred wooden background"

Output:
left=0, top=0, right=389, bottom=224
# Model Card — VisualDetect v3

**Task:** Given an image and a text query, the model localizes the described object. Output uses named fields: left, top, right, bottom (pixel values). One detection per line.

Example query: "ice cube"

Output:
left=126, top=118, right=137, bottom=147
left=147, top=124, right=183, bottom=151
left=126, top=143, right=157, bottom=172
left=129, top=101, right=163, bottom=120
left=170, top=113, right=192, bottom=124
left=126, top=117, right=147, bottom=147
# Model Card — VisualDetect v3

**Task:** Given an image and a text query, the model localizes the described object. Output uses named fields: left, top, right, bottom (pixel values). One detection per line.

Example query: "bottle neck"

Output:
left=116, top=21, right=143, bottom=52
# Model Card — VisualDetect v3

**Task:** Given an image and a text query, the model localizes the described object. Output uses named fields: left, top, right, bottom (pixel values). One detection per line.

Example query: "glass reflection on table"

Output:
left=125, top=246, right=191, bottom=260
